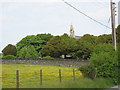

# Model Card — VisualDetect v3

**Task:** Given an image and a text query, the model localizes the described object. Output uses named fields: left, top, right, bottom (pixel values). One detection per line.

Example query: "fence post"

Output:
left=59, top=69, right=62, bottom=83
left=73, top=69, right=75, bottom=80
left=16, top=70, right=19, bottom=88
left=40, top=69, right=42, bottom=85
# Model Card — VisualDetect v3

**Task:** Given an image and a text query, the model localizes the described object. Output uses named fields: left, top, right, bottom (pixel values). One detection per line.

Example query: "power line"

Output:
left=104, top=16, right=111, bottom=34
left=62, top=0, right=111, bottom=29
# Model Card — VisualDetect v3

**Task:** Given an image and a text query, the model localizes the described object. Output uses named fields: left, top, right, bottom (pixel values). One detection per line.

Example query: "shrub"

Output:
left=90, top=44, right=119, bottom=84
left=78, top=64, right=96, bottom=80
left=2, top=55, right=16, bottom=59
left=42, top=56, right=54, bottom=60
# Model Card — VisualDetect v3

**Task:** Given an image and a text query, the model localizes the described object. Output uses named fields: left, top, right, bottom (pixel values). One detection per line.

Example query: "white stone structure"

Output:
left=69, top=25, right=81, bottom=39
left=70, top=25, right=75, bottom=38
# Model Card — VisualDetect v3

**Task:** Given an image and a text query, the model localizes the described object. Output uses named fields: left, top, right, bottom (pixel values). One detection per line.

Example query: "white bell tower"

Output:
left=70, top=25, right=75, bottom=37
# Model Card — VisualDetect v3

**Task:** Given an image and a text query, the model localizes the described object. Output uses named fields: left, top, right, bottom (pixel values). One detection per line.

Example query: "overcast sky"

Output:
left=0, top=0, right=119, bottom=52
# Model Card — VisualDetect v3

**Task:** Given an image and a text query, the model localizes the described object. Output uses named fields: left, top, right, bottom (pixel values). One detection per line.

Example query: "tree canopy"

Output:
left=16, top=33, right=53, bottom=53
left=2, top=32, right=114, bottom=59
left=2, top=44, right=17, bottom=56
left=17, top=45, right=39, bottom=58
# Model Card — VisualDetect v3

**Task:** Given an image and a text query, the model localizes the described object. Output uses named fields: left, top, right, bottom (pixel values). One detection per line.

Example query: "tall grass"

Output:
left=45, top=78, right=115, bottom=88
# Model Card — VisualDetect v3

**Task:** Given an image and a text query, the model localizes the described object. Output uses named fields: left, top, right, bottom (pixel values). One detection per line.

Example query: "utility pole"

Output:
left=110, top=0, right=116, bottom=50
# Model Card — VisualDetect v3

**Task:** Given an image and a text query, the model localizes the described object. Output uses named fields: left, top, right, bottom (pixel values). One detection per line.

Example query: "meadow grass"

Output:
left=2, top=64, right=82, bottom=88
left=2, top=64, right=115, bottom=88
left=45, top=78, right=115, bottom=88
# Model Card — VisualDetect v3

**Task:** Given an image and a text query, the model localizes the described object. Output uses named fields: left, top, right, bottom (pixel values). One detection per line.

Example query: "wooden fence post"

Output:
left=40, top=69, right=42, bottom=85
left=16, top=70, right=19, bottom=88
left=73, top=69, right=75, bottom=80
left=59, top=69, right=62, bottom=83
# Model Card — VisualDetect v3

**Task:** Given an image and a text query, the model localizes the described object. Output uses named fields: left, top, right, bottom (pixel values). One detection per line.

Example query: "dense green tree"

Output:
left=116, top=25, right=120, bottom=82
left=42, top=36, right=62, bottom=57
left=16, top=35, right=45, bottom=51
left=71, top=34, right=97, bottom=60
left=42, top=34, right=78, bottom=58
left=2, top=44, right=17, bottom=56
left=79, top=34, right=97, bottom=45
left=17, top=45, right=39, bottom=58
left=90, top=44, right=118, bottom=84
left=60, top=34, right=78, bottom=58
left=96, top=34, right=112, bottom=44
left=16, top=33, right=53, bottom=54
left=36, top=33, right=53, bottom=42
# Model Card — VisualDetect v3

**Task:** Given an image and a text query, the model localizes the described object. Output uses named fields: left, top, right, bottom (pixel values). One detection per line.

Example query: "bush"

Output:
left=90, top=44, right=119, bottom=84
left=78, top=64, right=96, bottom=80
left=2, top=55, right=16, bottom=59
left=42, top=56, right=54, bottom=60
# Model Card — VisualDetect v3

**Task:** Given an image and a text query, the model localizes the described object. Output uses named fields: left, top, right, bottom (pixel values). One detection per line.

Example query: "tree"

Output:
left=60, top=34, right=78, bottom=58
left=42, top=34, right=78, bottom=58
left=42, top=36, right=62, bottom=58
left=116, top=25, right=120, bottom=83
left=96, top=34, right=112, bottom=44
left=17, top=45, right=39, bottom=58
left=90, top=44, right=118, bottom=84
left=2, top=44, right=17, bottom=56
left=73, top=41, right=94, bottom=59
left=36, top=33, right=53, bottom=42
left=79, top=34, right=97, bottom=45
left=72, top=34, right=97, bottom=60
left=16, top=33, right=53, bottom=55
left=16, top=35, right=45, bottom=52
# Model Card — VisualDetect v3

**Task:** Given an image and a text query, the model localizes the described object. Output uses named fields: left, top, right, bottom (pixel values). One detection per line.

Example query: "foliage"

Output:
left=17, top=45, right=39, bottom=58
left=42, top=56, right=54, bottom=60
left=90, top=44, right=119, bottom=84
left=2, top=44, right=17, bottom=56
left=90, top=44, right=116, bottom=66
left=42, top=34, right=78, bottom=58
left=71, top=34, right=97, bottom=60
left=79, top=34, right=97, bottom=45
left=42, top=36, right=62, bottom=57
left=15, top=33, right=114, bottom=60
left=96, top=34, right=112, bottom=44
left=78, top=64, right=96, bottom=79
left=16, top=34, right=53, bottom=54
left=2, top=55, right=16, bottom=59
left=36, top=33, right=53, bottom=42
left=116, top=25, right=120, bottom=84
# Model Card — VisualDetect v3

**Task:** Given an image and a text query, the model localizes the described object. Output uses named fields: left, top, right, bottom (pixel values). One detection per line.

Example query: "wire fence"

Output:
left=3, top=69, right=81, bottom=88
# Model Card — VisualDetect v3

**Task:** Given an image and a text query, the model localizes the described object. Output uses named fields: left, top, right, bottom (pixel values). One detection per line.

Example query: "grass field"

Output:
left=2, top=64, right=82, bottom=88
left=2, top=64, right=115, bottom=88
